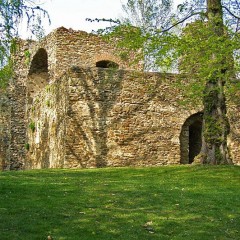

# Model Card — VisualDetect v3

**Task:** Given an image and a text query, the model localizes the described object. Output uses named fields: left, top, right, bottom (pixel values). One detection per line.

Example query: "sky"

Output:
left=20, top=0, right=127, bottom=38
left=20, top=0, right=182, bottom=39
left=42, top=0, right=127, bottom=33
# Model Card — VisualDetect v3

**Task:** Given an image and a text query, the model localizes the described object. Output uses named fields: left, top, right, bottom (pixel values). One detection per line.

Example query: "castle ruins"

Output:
left=0, top=27, right=240, bottom=170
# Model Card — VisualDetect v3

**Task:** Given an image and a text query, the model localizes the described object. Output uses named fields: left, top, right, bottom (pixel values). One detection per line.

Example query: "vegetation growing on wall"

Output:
left=0, top=60, right=13, bottom=89
left=24, top=143, right=30, bottom=151
left=29, top=121, right=36, bottom=132
left=24, top=50, right=31, bottom=66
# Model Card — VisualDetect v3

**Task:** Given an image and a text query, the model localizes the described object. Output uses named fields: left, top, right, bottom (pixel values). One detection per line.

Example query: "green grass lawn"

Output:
left=0, top=165, right=239, bottom=240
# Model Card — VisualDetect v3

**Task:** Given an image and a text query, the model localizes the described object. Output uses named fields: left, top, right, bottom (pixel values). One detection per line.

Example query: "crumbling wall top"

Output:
left=13, top=26, right=142, bottom=88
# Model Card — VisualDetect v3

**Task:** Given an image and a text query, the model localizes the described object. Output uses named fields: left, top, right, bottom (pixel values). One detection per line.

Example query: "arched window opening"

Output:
left=28, top=48, right=49, bottom=98
left=96, top=60, right=119, bottom=69
left=180, top=112, right=203, bottom=164
left=29, top=48, right=48, bottom=75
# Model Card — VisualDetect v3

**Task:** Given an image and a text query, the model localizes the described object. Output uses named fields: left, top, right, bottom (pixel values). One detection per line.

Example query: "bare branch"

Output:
left=160, top=11, right=203, bottom=33
left=222, top=5, right=240, bottom=20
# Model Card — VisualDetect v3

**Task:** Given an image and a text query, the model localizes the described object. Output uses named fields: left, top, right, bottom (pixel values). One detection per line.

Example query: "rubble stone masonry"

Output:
left=1, top=27, right=240, bottom=170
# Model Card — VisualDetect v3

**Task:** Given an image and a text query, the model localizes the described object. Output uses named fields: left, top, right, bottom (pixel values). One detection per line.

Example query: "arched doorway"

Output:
left=180, top=112, right=203, bottom=164
left=27, top=48, right=49, bottom=98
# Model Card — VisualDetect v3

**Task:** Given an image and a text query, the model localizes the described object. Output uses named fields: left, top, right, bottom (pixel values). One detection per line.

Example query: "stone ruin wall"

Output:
left=1, top=31, right=59, bottom=169
left=25, top=67, right=240, bottom=168
left=227, top=102, right=240, bottom=163
left=1, top=27, right=240, bottom=170
left=24, top=75, right=68, bottom=169
left=54, top=27, right=139, bottom=78
left=63, top=69, right=201, bottom=168
left=1, top=27, right=140, bottom=170
left=26, top=67, right=202, bottom=168
left=0, top=90, right=10, bottom=170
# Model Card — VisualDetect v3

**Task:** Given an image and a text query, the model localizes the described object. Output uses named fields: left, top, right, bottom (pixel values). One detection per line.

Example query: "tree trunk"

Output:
left=201, top=0, right=232, bottom=164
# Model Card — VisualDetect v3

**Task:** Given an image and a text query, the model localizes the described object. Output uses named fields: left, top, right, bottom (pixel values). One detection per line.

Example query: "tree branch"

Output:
left=222, top=5, right=240, bottom=20
left=160, top=11, right=203, bottom=33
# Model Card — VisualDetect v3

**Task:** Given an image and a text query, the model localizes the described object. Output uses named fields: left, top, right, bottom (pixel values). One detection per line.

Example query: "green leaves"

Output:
left=0, top=57, right=13, bottom=89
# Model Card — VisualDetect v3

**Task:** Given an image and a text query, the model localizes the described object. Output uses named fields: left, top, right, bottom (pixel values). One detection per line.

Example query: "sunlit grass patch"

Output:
left=0, top=165, right=239, bottom=240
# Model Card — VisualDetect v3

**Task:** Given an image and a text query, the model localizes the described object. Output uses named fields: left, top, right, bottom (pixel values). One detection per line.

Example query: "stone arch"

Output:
left=27, top=48, right=49, bottom=98
left=96, top=60, right=119, bottom=69
left=180, top=112, right=203, bottom=164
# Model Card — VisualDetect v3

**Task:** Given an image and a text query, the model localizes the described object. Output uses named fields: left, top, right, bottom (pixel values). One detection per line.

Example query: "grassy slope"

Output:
left=0, top=165, right=239, bottom=240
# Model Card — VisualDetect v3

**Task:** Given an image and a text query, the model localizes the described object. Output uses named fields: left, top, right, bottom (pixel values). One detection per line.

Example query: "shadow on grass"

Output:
left=0, top=166, right=239, bottom=239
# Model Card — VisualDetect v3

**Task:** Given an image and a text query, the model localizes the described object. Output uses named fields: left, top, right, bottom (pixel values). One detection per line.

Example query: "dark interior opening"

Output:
left=189, top=120, right=202, bottom=163
left=180, top=112, right=203, bottom=164
left=96, top=60, right=119, bottom=69
left=29, top=48, right=48, bottom=75
left=27, top=48, right=49, bottom=98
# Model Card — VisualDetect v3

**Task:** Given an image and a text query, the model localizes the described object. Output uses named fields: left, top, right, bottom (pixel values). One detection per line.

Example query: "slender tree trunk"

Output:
left=201, top=0, right=232, bottom=164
